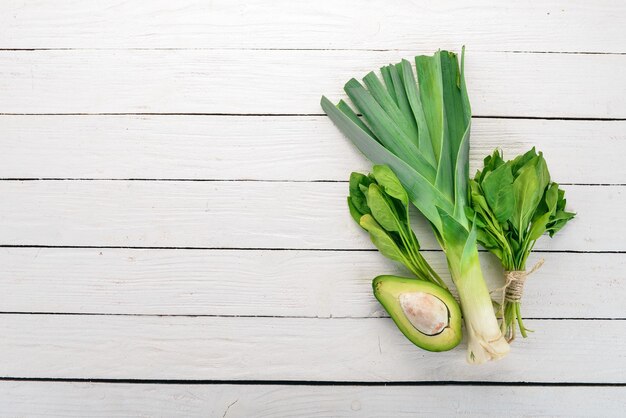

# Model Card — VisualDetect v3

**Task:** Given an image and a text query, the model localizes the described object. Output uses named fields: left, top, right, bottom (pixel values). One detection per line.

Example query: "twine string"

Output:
left=491, top=259, right=544, bottom=308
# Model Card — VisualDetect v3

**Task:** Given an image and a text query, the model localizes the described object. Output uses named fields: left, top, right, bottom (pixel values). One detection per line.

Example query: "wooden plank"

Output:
left=0, top=50, right=623, bottom=118
left=0, top=181, right=617, bottom=251
left=1, top=115, right=623, bottom=184
left=0, top=0, right=623, bottom=53
left=1, top=248, right=623, bottom=319
left=1, top=382, right=623, bottom=417
left=0, top=315, right=623, bottom=382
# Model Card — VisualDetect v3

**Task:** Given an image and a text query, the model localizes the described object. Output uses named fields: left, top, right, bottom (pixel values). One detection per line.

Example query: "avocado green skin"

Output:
left=373, top=275, right=462, bottom=352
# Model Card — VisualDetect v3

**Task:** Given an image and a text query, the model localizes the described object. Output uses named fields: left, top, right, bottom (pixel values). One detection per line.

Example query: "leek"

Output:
left=321, top=49, right=509, bottom=363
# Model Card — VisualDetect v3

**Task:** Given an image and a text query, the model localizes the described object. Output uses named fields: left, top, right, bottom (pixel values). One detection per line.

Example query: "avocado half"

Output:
left=373, top=275, right=462, bottom=352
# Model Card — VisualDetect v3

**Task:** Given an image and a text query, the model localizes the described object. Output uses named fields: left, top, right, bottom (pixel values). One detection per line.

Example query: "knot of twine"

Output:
left=504, top=270, right=528, bottom=302
left=492, top=259, right=544, bottom=305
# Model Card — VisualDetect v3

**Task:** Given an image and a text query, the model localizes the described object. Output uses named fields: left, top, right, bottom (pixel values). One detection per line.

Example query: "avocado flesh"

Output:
left=373, top=275, right=462, bottom=352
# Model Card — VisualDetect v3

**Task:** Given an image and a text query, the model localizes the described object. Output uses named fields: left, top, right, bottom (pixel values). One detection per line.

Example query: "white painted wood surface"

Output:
left=1, top=116, right=624, bottom=183
left=0, top=0, right=624, bottom=415
left=2, top=382, right=625, bottom=418
left=0, top=315, right=624, bottom=382
left=0, top=50, right=624, bottom=118
left=1, top=0, right=623, bottom=53
left=1, top=248, right=622, bottom=318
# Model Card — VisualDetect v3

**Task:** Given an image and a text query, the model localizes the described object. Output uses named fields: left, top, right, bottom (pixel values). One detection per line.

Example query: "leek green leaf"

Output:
left=399, top=59, right=436, bottom=166
left=460, top=221, right=478, bottom=275
left=344, top=82, right=437, bottom=181
left=337, top=100, right=374, bottom=138
left=363, top=71, right=417, bottom=141
left=440, top=51, right=466, bottom=164
left=321, top=96, right=450, bottom=229
left=387, top=64, right=418, bottom=144
left=415, top=54, right=445, bottom=163
left=436, top=206, right=469, bottom=255
left=380, top=65, right=397, bottom=104
left=452, top=125, right=471, bottom=221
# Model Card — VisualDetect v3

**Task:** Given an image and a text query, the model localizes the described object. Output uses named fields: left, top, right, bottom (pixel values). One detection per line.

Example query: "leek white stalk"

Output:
left=447, top=247, right=509, bottom=363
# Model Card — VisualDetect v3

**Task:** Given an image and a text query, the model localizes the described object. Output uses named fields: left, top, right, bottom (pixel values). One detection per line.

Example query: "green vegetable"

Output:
left=349, top=166, right=446, bottom=288
left=468, top=148, right=575, bottom=341
left=321, top=48, right=509, bottom=363
left=349, top=166, right=462, bottom=352
left=373, top=275, right=462, bottom=352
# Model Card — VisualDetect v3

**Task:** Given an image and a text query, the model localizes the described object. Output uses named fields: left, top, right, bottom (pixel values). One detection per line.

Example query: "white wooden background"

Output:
left=0, top=1, right=625, bottom=416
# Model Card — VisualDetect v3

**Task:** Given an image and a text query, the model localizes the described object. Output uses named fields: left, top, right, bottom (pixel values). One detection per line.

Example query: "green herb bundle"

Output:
left=467, top=148, right=575, bottom=341
left=322, top=49, right=510, bottom=363
left=348, top=165, right=447, bottom=288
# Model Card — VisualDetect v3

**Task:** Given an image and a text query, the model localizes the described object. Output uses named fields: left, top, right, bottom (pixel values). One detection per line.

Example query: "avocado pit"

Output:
left=399, top=292, right=449, bottom=336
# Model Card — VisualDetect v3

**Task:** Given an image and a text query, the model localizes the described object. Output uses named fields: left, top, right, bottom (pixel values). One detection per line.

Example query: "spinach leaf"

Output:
left=347, top=166, right=446, bottom=288
left=360, top=214, right=406, bottom=264
left=366, top=184, right=401, bottom=232
left=347, top=197, right=364, bottom=224
left=547, top=210, right=576, bottom=237
left=372, top=164, right=409, bottom=206
left=510, top=147, right=537, bottom=176
left=479, top=149, right=506, bottom=182
left=481, top=163, right=515, bottom=223
left=349, top=172, right=372, bottom=216
left=511, top=156, right=544, bottom=235
left=527, top=212, right=552, bottom=241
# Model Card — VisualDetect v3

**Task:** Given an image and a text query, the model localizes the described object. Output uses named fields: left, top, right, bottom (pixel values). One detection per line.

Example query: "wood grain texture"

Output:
left=1, top=248, right=623, bottom=319
left=0, top=181, right=617, bottom=251
left=0, top=0, right=623, bottom=53
left=0, top=315, right=624, bottom=382
left=1, top=382, right=624, bottom=417
left=1, top=115, right=623, bottom=184
left=0, top=50, right=623, bottom=118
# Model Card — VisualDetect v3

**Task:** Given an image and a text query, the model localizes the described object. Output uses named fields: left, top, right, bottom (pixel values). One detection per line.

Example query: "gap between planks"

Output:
left=0, top=113, right=624, bottom=121
left=0, top=179, right=623, bottom=186
left=0, top=245, right=624, bottom=254
left=0, top=48, right=625, bottom=55
left=0, top=312, right=623, bottom=321
left=0, top=377, right=624, bottom=387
